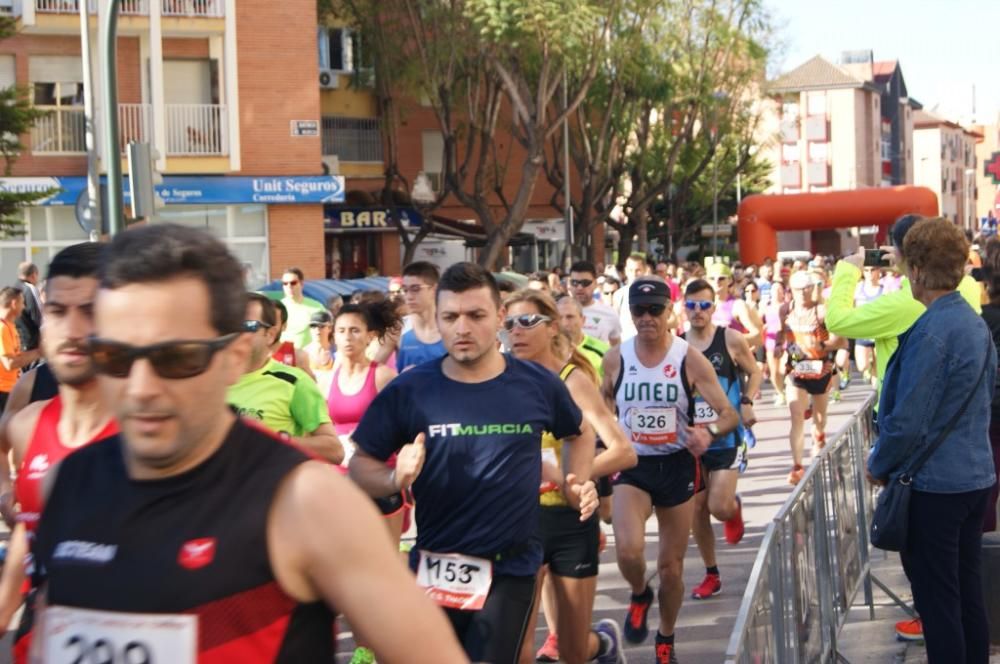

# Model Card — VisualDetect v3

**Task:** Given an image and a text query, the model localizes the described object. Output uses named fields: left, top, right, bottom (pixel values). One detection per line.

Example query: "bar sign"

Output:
left=291, top=120, right=319, bottom=137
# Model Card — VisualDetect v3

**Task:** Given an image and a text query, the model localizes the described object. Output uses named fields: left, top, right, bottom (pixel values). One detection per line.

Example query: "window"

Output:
left=806, top=92, right=825, bottom=116
left=422, top=130, right=444, bottom=191
left=30, top=56, right=85, bottom=154
left=808, top=142, right=828, bottom=162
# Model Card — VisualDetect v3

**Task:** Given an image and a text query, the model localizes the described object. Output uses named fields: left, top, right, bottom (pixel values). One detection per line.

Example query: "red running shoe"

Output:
left=535, top=632, right=559, bottom=661
left=656, top=641, right=679, bottom=664
left=623, top=585, right=653, bottom=643
left=724, top=495, right=745, bottom=544
left=690, top=573, right=721, bottom=599
left=895, top=618, right=923, bottom=642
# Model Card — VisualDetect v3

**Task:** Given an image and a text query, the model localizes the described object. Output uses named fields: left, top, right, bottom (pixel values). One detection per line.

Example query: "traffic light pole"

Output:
left=99, top=0, right=124, bottom=236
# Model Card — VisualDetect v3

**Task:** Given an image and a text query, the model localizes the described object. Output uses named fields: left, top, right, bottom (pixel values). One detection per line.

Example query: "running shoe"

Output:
left=742, top=427, right=757, bottom=450
left=655, top=641, right=679, bottom=664
left=623, top=585, right=654, bottom=643
left=724, top=495, right=745, bottom=545
left=773, top=393, right=787, bottom=407
left=830, top=389, right=842, bottom=403
left=736, top=441, right=749, bottom=474
left=594, top=619, right=626, bottom=664
left=349, top=647, right=376, bottom=664
left=535, top=632, right=559, bottom=662
left=788, top=464, right=805, bottom=486
left=811, top=433, right=827, bottom=458
left=895, top=617, right=923, bottom=642
left=862, top=369, right=873, bottom=384
left=690, top=573, right=721, bottom=599
left=838, top=372, right=850, bottom=391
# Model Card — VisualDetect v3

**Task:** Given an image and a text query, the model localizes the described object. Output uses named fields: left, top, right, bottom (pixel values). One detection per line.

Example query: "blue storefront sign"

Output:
left=0, top=175, right=345, bottom=205
left=324, top=207, right=424, bottom=232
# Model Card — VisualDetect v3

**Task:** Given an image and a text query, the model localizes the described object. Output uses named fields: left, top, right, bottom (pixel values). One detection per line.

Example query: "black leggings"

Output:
left=444, top=574, right=536, bottom=664
left=901, top=487, right=991, bottom=663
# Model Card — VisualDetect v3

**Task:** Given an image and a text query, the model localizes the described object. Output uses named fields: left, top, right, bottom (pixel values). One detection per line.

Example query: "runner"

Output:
left=680, top=279, right=762, bottom=601
left=853, top=265, right=884, bottom=387
left=556, top=294, right=610, bottom=379
left=506, top=289, right=637, bottom=664
left=279, top=267, right=327, bottom=349
left=229, top=293, right=342, bottom=463
left=569, top=261, right=622, bottom=346
left=603, top=278, right=739, bottom=663
left=303, top=310, right=336, bottom=376
left=783, top=270, right=847, bottom=485
left=0, top=243, right=117, bottom=663
left=762, top=282, right=789, bottom=405
left=31, top=224, right=466, bottom=663
left=349, top=262, right=599, bottom=663
left=706, top=263, right=762, bottom=346
left=613, top=254, right=650, bottom=341
left=397, top=261, right=447, bottom=371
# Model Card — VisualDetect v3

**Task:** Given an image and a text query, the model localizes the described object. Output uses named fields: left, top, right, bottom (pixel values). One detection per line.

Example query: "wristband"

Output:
left=740, top=396, right=753, bottom=406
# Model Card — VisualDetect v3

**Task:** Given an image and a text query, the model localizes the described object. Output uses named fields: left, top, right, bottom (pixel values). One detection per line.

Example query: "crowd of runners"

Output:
left=0, top=217, right=990, bottom=663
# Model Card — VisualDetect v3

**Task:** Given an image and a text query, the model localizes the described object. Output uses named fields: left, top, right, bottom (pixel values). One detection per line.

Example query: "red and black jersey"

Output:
left=33, top=418, right=335, bottom=662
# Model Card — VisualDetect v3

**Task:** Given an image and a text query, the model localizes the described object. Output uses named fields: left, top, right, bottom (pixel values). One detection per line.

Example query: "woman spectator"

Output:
left=867, top=217, right=996, bottom=662
left=979, top=237, right=1000, bottom=532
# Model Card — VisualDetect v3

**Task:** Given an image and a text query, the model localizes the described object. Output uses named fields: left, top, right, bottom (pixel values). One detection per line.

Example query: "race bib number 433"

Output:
left=39, top=605, right=197, bottom=664
left=416, top=551, right=493, bottom=611
left=627, top=406, right=677, bottom=445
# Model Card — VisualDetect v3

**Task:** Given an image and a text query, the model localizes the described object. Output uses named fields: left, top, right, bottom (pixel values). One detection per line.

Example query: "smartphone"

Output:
left=864, top=249, right=888, bottom=267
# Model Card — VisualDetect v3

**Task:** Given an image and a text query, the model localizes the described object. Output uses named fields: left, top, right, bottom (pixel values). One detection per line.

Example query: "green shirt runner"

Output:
left=228, top=358, right=332, bottom=437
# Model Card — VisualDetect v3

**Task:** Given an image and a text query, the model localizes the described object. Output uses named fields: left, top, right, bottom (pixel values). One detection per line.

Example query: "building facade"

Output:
left=974, top=117, right=1000, bottom=226
left=913, top=110, right=980, bottom=230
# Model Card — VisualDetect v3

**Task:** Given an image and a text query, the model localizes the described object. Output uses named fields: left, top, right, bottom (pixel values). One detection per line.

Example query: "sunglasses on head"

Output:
left=569, top=278, right=594, bottom=288
left=88, top=333, right=240, bottom=380
left=282, top=280, right=299, bottom=286
left=630, top=304, right=667, bottom=318
left=502, top=313, right=552, bottom=331
left=684, top=300, right=713, bottom=311
left=242, top=320, right=272, bottom=333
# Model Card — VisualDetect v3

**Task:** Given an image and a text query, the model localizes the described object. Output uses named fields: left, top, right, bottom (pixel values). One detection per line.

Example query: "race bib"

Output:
left=628, top=406, right=677, bottom=445
left=39, top=605, right=197, bottom=664
left=693, top=398, right=717, bottom=425
left=416, top=551, right=493, bottom=611
left=793, top=360, right=825, bottom=377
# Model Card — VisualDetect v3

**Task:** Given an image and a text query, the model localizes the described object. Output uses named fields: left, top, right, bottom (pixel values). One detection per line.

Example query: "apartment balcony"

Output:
left=321, top=116, right=383, bottom=163
left=806, top=161, right=830, bottom=186
left=779, top=117, right=798, bottom=143
left=31, top=103, right=228, bottom=156
left=22, top=0, right=223, bottom=18
left=805, top=115, right=828, bottom=141
left=780, top=163, right=801, bottom=188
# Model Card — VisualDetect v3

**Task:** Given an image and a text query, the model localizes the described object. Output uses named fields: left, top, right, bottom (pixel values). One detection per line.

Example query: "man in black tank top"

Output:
left=31, top=225, right=465, bottom=664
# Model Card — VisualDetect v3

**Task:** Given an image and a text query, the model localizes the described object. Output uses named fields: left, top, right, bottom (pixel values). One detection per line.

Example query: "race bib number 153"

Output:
left=416, top=551, right=493, bottom=611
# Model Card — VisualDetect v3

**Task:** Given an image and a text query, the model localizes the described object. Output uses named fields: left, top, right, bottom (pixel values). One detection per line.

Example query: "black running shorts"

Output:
left=614, top=451, right=701, bottom=508
left=539, top=506, right=599, bottom=579
left=701, top=447, right=739, bottom=473
left=791, top=371, right=833, bottom=395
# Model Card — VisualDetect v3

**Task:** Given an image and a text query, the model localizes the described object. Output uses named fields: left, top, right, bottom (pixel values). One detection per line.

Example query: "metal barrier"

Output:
left=725, top=393, right=879, bottom=663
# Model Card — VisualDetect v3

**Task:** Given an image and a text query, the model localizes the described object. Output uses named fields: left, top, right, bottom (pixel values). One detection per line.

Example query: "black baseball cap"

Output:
left=891, top=214, right=925, bottom=249
left=309, top=310, right=333, bottom=326
left=629, top=279, right=670, bottom=305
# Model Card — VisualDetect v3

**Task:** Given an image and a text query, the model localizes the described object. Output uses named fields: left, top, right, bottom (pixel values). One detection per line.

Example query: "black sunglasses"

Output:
left=88, top=334, right=240, bottom=380
left=630, top=304, right=667, bottom=318
left=503, top=313, right=552, bottom=331
left=684, top=300, right=712, bottom=311
left=242, top=320, right=272, bottom=333
left=569, top=278, right=594, bottom=288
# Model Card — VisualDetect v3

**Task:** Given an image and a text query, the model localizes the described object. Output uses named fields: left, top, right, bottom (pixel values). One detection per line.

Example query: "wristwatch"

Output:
left=740, top=396, right=753, bottom=405
left=706, top=423, right=722, bottom=439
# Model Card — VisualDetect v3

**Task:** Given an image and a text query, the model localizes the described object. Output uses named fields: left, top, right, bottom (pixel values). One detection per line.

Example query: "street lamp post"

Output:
left=99, top=0, right=124, bottom=236
left=965, top=168, right=976, bottom=232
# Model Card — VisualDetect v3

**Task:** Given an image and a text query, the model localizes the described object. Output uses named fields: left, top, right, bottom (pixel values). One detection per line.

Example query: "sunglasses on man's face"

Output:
left=242, top=320, right=272, bottom=333
left=684, top=300, right=713, bottom=311
left=282, top=280, right=299, bottom=287
left=502, top=313, right=552, bottom=331
left=88, top=334, right=240, bottom=380
left=569, top=278, right=594, bottom=288
left=630, top=304, right=667, bottom=318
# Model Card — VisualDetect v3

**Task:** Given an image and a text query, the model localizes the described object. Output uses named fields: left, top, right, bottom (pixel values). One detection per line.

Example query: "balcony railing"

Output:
left=322, top=116, right=383, bottom=163
left=30, top=0, right=221, bottom=16
left=32, top=103, right=228, bottom=156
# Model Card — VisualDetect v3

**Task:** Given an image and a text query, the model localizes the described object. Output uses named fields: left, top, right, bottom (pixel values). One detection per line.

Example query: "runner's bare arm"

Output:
left=294, top=422, right=344, bottom=464
left=0, top=523, right=28, bottom=633
left=295, top=350, right=316, bottom=380
left=599, top=346, right=622, bottom=412
left=735, top=299, right=764, bottom=346
left=374, top=364, right=397, bottom=392
left=349, top=432, right=424, bottom=498
left=269, top=462, right=468, bottom=664
left=560, top=421, right=599, bottom=521
left=0, top=371, right=38, bottom=524
left=565, top=371, right=637, bottom=479
left=725, top=329, right=762, bottom=427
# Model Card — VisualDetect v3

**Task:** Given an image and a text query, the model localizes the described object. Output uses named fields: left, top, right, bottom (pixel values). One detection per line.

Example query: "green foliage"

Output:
left=465, top=0, right=602, bottom=61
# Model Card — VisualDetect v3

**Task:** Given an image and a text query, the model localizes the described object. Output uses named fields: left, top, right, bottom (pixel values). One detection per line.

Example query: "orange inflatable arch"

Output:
left=737, top=186, right=939, bottom=265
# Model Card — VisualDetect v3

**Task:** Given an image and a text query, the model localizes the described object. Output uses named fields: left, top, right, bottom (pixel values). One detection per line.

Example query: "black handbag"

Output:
left=870, top=339, right=991, bottom=552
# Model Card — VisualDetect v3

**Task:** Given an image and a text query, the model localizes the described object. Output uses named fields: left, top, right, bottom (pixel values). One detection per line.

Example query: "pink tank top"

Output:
left=327, top=362, right=379, bottom=436
left=712, top=297, right=748, bottom=334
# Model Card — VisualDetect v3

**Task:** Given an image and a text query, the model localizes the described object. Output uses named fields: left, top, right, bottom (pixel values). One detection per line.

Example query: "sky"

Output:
left=766, top=0, right=1000, bottom=125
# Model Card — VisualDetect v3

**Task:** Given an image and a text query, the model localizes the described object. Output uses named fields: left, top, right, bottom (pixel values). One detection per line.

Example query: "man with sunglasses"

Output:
left=0, top=243, right=118, bottom=663
left=570, top=261, right=621, bottom=346
left=31, top=224, right=466, bottom=664
left=228, top=293, right=341, bottom=463
left=396, top=261, right=447, bottom=372
left=601, top=278, right=738, bottom=664
left=680, top=279, right=762, bottom=602
left=350, top=262, right=598, bottom=663
left=279, top=267, right=326, bottom=350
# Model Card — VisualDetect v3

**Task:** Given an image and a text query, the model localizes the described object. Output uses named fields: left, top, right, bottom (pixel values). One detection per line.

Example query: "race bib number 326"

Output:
left=628, top=406, right=678, bottom=445
left=40, top=605, right=197, bottom=664
left=416, top=551, right=493, bottom=611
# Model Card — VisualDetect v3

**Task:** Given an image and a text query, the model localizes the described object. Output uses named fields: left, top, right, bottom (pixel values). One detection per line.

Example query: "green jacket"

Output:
left=825, top=261, right=982, bottom=399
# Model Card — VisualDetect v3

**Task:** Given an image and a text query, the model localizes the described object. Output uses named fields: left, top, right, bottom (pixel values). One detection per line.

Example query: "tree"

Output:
left=0, top=17, right=54, bottom=238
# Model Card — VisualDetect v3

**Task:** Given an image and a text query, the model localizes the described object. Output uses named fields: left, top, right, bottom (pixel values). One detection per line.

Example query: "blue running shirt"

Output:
left=396, top=329, right=448, bottom=371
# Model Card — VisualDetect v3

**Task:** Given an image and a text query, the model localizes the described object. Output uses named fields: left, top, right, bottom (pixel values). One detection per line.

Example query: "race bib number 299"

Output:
left=39, top=605, right=197, bottom=664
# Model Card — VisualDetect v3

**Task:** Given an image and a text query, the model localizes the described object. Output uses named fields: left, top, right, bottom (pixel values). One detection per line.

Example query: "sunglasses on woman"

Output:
left=630, top=304, right=667, bottom=318
left=684, top=300, right=713, bottom=311
left=88, top=333, right=240, bottom=380
left=502, top=313, right=552, bottom=331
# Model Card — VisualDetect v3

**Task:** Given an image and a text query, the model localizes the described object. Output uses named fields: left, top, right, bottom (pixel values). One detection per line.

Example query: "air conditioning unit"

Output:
left=319, top=70, right=338, bottom=90
left=322, top=156, right=340, bottom=175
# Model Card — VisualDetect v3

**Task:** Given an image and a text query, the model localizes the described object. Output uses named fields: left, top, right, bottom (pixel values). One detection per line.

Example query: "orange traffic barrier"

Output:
left=737, top=186, right=939, bottom=264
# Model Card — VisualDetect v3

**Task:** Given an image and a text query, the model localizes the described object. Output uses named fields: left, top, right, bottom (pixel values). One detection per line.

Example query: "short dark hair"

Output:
left=283, top=267, right=304, bottom=282
left=890, top=214, right=925, bottom=250
left=569, top=260, right=597, bottom=277
left=273, top=299, right=288, bottom=327
left=437, top=262, right=500, bottom=307
left=98, top=223, right=246, bottom=335
left=46, top=242, right=103, bottom=285
left=402, top=261, right=440, bottom=285
left=684, top=278, right=715, bottom=298
left=0, top=286, right=22, bottom=307
left=246, top=292, right=277, bottom=328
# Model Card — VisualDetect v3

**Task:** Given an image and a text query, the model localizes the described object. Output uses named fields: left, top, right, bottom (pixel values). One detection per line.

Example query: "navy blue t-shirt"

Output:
left=396, top=329, right=447, bottom=371
left=352, top=355, right=583, bottom=576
